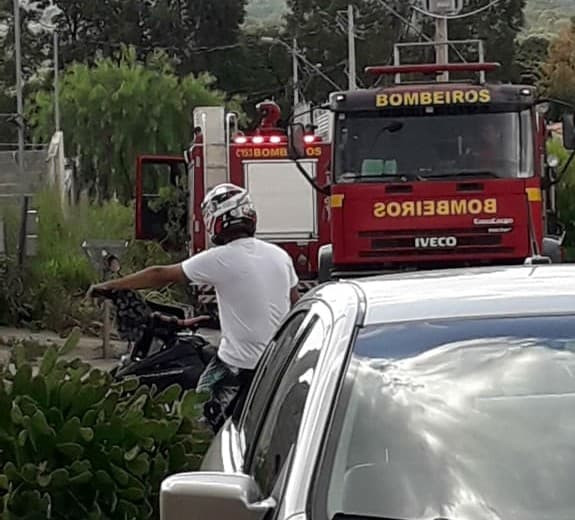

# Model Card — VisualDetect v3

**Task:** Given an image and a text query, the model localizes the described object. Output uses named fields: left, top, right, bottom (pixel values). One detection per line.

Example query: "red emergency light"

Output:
left=365, top=62, right=501, bottom=76
left=232, top=134, right=289, bottom=145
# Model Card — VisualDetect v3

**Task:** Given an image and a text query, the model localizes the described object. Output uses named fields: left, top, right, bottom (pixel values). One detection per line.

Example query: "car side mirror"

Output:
left=288, top=123, right=306, bottom=160
left=562, top=113, right=575, bottom=150
left=160, top=472, right=273, bottom=520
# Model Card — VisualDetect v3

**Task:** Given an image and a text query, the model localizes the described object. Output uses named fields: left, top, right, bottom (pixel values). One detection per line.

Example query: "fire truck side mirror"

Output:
left=288, top=123, right=306, bottom=160
left=562, top=113, right=575, bottom=150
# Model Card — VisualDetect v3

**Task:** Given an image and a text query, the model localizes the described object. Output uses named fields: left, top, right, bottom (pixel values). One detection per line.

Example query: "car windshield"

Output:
left=334, top=109, right=533, bottom=182
left=315, top=314, right=575, bottom=520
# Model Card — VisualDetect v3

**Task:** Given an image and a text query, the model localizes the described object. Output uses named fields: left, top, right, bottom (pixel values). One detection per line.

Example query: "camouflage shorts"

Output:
left=196, top=356, right=242, bottom=432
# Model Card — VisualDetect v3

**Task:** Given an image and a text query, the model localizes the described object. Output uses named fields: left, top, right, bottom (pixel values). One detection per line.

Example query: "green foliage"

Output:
left=27, top=47, right=240, bottom=202
left=148, top=177, right=189, bottom=253
left=540, top=19, right=575, bottom=111
left=0, top=189, right=129, bottom=331
left=0, top=186, right=188, bottom=333
left=285, top=0, right=527, bottom=103
left=513, top=35, right=550, bottom=85
left=0, top=336, right=211, bottom=519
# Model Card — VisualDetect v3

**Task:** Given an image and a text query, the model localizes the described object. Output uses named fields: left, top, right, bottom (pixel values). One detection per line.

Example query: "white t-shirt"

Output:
left=181, top=237, right=299, bottom=370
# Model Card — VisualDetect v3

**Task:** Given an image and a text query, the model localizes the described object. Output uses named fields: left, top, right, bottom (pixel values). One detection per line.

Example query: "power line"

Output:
left=412, top=0, right=504, bottom=20
left=375, top=0, right=468, bottom=63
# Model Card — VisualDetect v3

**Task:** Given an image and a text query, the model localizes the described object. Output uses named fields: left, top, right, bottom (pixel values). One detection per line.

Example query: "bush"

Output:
left=0, top=331, right=211, bottom=519
left=2, top=186, right=191, bottom=333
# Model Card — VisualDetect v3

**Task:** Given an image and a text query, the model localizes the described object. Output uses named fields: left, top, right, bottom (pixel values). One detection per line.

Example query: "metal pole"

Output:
left=13, top=0, right=24, bottom=178
left=292, top=38, right=300, bottom=107
left=102, top=301, right=110, bottom=359
left=435, top=16, right=449, bottom=82
left=54, top=30, right=60, bottom=132
left=347, top=4, right=357, bottom=90
left=17, top=195, right=28, bottom=267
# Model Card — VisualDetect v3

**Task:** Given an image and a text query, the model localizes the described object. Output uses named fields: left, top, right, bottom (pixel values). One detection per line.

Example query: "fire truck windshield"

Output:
left=334, top=109, right=534, bottom=183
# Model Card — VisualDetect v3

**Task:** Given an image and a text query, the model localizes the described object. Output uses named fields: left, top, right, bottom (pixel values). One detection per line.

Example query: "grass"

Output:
left=1, top=187, right=184, bottom=335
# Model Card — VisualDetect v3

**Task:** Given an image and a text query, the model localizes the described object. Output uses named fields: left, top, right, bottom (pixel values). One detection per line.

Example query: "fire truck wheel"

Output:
left=318, top=244, right=333, bottom=284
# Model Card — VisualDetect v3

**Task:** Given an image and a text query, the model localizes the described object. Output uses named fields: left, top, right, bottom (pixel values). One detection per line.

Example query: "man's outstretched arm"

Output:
left=88, top=264, right=187, bottom=295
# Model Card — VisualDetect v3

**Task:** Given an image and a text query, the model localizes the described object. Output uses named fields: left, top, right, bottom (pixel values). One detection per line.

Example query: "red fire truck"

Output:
left=135, top=101, right=331, bottom=311
left=289, top=60, right=575, bottom=281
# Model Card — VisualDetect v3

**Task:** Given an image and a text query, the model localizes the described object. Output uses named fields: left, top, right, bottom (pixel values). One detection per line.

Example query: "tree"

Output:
left=28, top=0, right=247, bottom=75
left=446, top=0, right=527, bottom=80
left=27, top=47, right=241, bottom=202
left=285, top=0, right=528, bottom=103
left=541, top=17, right=575, bottom=110
left=285, top=0, right=413, bottom=103
left=512, top=35, right=550, bottom=85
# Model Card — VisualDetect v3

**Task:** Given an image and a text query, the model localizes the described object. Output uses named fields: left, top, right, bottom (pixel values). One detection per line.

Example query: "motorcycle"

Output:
left=91, top=287, right=216, bottom=392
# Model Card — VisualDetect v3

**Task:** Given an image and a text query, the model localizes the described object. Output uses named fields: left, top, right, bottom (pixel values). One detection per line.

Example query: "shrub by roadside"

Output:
left=1, top=188, right=184, bottom=335
left=0, top=330, right=211, bottom=519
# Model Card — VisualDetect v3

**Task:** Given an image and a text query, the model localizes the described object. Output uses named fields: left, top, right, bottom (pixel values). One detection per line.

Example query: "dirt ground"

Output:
left=0, top=327, right=221, bottom=371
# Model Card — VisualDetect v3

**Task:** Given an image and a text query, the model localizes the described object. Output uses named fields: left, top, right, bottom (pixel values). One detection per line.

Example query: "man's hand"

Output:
left=86, top=282, right=112, bottom=300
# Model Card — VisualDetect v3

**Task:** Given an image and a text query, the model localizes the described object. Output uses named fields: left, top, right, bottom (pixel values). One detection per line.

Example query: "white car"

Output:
left=162, top=264, right=575, bottom=520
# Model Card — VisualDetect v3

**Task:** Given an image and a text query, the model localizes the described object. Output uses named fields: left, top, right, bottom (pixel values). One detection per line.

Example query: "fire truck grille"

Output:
left=358, top=227, right=514, bottom=258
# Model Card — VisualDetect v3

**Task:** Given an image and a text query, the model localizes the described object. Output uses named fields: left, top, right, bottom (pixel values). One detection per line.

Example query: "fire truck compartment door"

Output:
left=244, top=160, right=318, bottom=240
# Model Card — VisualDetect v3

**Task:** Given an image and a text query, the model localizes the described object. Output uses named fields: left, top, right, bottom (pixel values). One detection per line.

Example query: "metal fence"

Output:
left=0, top=145, right=49, bottom=198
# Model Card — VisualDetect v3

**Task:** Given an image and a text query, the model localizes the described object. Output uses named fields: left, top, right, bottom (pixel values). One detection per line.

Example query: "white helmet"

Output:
left=201, top=183, right=257, bottom=245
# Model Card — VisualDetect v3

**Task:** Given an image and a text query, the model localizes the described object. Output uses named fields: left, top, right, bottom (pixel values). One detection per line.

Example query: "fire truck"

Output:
left=135, top=101, right=331, bottom=312
left=289, top=50, right=575, bottom=281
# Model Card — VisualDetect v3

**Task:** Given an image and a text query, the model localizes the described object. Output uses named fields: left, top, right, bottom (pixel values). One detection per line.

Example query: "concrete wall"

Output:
left=0, top=146, right=49, bottom=198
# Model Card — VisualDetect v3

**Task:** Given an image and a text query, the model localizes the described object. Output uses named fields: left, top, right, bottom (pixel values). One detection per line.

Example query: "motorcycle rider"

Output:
left=88, top=183, right=300, bottom=431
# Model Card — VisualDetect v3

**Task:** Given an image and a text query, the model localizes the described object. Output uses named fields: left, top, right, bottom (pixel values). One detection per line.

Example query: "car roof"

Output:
left=347, top=265, right=575, bottom=326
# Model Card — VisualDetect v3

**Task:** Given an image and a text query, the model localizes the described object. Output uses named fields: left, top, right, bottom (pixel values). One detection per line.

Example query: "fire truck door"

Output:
left=135, top=155, right=187, bottom=241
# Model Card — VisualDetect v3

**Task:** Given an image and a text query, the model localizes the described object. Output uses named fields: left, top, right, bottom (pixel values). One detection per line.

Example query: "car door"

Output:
left=240, top=301, right=332, bottom=513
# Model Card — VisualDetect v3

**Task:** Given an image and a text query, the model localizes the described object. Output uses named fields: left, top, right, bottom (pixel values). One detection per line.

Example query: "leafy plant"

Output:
left=0, top=330, right=211, bottom=519
left=27, top=47, right=241, bottom=203
left=148, top=177, right=189, bottom=254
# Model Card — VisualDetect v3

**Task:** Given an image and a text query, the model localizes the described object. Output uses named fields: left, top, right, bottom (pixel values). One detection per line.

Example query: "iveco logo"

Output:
left=415, top=236, right=457, bottom=248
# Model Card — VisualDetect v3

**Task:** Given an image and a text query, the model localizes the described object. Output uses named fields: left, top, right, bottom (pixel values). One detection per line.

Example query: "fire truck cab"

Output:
left=135, top=101, right=331, bottom=303
left=290, top=55, right=575, bottom=281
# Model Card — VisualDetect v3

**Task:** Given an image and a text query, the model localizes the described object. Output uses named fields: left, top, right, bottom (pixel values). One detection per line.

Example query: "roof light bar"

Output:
left=365, top=62, right=501, bottom=76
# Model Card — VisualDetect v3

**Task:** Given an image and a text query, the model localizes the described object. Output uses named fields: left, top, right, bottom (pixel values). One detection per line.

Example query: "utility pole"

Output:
left=347, top=4, right=357, bottom=90
left=54, top=31, right=60, bottom=132
left=435, top=15, right=449, bottom=81
left=292, top=37, right=300, bottom=107
left=13, top=0, right=24, bottom=178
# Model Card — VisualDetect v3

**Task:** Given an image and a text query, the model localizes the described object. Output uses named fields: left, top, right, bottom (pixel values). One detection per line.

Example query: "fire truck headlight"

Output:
left=234, top=136, right=247, bottom=144
left=270, top=136, right=282, bottom=144
left=252, top=136, right=265, bottom=144
left=304, top=135, right=316, bottom=144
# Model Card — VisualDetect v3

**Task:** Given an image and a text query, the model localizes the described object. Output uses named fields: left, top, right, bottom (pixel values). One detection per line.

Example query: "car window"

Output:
left=249, top=314, right=327, bottom=497
left=240, top=310, right=309, bottom=449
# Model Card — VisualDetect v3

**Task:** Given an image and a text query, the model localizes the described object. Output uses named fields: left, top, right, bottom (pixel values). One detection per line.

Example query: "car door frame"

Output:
left=200, top=281, right=364, bottom=520
left=201, top=299, right=317, bottom=473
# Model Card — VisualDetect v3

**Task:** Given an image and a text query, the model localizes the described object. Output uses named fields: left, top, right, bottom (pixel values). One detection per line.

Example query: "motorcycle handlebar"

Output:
left=90, top=287, right=209, bottom=334
left=149, top=312, right=210, bottom=333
